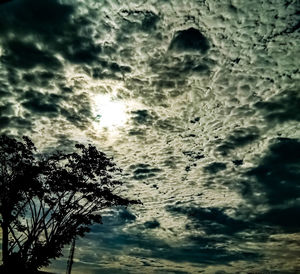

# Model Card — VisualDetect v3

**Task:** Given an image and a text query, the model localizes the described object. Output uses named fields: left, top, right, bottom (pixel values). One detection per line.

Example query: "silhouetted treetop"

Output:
left=0, top=135, right=140, bottom=273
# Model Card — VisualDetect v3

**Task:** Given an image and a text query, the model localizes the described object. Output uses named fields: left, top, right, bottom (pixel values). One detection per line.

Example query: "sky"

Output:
left=0, top=0, right=299, bottom=273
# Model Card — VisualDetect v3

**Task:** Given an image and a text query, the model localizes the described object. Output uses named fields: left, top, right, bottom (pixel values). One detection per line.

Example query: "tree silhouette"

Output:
left=0, top=135, right=140, bottom=273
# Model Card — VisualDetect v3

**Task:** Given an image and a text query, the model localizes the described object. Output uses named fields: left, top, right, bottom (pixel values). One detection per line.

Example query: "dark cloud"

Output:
left=238, top=138, right=300, bottom=232
left=254, top=206, right=300, bottom=233
left=84, top=209, right=258, bottom=267
left=133, top=242, right=259, bottom=265
left=0, top=0, right=103, bottom=68
left=128, top=108, right=154, bottom=141
left=0, top=0, right=80, bottom=65
left=0, top=87, right=93, bottom=132
left=217, top=127, right=259, bottom=155
left=0, top=0, right=100, bottom=134
left=181, top=150, right=205, bottom=174
left=0, top=83, right=10, bottom=97
left=0, top=102, right=14, bottom=116
left=128, top=129, right=146, bottom=136
left=22, top=71, right=62, bottom=88
left=20, top=89, right=61, bottom=115
left=0, top=116, right=10, bottom=129
left=169, top=28, right=210, bottom=54
left=1, top=40, right=62, bottom=70
left=89, top=60, right=132, bottom=80
left=153, top=79, right=176, bottom=89
left=166, top=205, right=251, bottom=236
left=0, top=0, right=73, bottom=37
left=62, top=40, right=102, bottom=65
left=144, top=219, right=160, bottom=229
left=42, top=134, right=78, bottom=154
left=0, top=116, right=33, bottom=131
left=244, top=137, right=300, bottom=206
left=131, top=110, right=154, bottom=125
left=119, top=208, right=137, bottom=222
left=60, top=93, right=92, bottom=129
left=140, top=11, right=159, bottom=32
left=130, top=163, right=161, bottom=180
left=255, top=90, right=300, bottom=123
left=203, top=162, right=226, bottom=173
left=154, top=117, right=185, bottom=133
left=192, top=63, right=210, bottom=74
left=183, top=150, right=205, bottom=161
left=90, top=208, right=136, bottom=234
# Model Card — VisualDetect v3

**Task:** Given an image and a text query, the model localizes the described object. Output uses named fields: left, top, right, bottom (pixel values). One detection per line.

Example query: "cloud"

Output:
left=255, top=90, right=300, bottom=123
left=0, top=0, right=120, bottom=84
left=236, top=138, right=300, bottom=233
left=203, top=162, right=226, bottom=174
left=20, top=89, right=61, bottom=115
left=183, top=150, right=205, bottom=161
left=0, top=0, right=73, bottom=37
left=0, top=0, right=81, bottom=64
left=119, top=9, right=159, bottom=33
left=131, top=110, right=154, bottom=126
left=143, top=219, right=160, bottom=229
left=0, top=0, right=102, bottom=137
left=0, top=116, right=10, bottom=129
left=91, top=61, right=132, bottom=80
left=217, top=126, right=259, bottom=155
left=1, top=0, right=299, bottom=273
left=0, top=0, right=102, bottom=65
left=244, top=138, right=300, bottom=207
left=2, top=39, right=62, bottom=70
left=166, top=205, right=251, bottom=236
left=130, top=163, right=162, bottom=180
left=254, top=206, right=300, bottom=233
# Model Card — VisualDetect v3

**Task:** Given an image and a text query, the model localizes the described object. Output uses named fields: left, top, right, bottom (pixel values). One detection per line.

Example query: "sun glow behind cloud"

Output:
left=93, top=94, right=128, bottom=129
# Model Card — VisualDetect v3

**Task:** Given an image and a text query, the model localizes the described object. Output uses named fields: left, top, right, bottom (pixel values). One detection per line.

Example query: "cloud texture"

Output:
left=0, top=0, right=299, bottom=273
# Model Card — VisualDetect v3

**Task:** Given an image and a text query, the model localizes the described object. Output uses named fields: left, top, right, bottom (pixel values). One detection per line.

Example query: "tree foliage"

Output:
left=0, top=135, right=140, bottom=273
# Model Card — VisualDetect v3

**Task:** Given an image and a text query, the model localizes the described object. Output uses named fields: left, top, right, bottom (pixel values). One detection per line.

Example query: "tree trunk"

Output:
left=66, top=237, right=76, bottom=274
left=1, top=219, right=9, bottom=270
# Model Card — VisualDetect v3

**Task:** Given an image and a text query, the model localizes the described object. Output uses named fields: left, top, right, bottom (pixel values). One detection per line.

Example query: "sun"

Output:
left=93, top=94, right=127, bottom=129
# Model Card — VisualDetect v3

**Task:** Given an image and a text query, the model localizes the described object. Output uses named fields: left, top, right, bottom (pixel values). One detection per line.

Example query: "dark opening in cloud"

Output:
left=169, top=28, right=210, bottom=54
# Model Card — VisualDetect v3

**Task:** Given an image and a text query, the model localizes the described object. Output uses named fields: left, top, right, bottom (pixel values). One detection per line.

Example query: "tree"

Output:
left=0, top=135, right=140, bottom=273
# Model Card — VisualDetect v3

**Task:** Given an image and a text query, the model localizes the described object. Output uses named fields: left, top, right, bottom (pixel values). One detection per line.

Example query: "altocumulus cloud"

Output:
left=0, top=0, right=299, bottom=273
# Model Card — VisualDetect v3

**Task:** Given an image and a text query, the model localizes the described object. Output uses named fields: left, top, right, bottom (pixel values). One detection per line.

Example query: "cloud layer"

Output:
left=0, top=0, right=299, bottom=273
